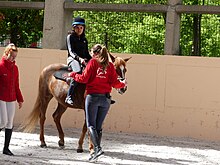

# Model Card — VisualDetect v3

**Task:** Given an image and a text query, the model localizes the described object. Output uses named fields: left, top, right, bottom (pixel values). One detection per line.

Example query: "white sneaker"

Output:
left=65, top=97, right=74, bottom=105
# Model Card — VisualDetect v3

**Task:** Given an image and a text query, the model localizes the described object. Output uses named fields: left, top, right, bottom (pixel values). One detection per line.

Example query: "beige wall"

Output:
left=1, top=47, right=220, bottom=141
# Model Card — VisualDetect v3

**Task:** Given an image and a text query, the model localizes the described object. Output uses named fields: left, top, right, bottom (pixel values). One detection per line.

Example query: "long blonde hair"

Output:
left=92, top=44, right=109, bottom=70
left=3, top=43, right=18, bottom=58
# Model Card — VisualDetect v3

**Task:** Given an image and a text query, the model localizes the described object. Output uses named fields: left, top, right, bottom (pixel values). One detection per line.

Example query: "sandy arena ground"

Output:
left=0, top=125, right=220, bottom=165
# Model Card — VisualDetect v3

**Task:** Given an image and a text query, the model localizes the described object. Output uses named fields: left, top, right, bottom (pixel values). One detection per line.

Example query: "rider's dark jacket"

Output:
left=66, top=31, right=92, bottom=64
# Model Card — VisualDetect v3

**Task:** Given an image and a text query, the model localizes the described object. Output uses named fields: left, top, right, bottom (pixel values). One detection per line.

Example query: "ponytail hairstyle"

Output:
left=3, top=43, right=18, bottom=58
left=92, top=44, right=109, bottom=71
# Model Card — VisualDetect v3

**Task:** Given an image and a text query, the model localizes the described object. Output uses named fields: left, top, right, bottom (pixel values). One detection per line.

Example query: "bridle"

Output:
left=113, top=57, right=127, bottom=94
left=108, top=51, right=131, bottom=94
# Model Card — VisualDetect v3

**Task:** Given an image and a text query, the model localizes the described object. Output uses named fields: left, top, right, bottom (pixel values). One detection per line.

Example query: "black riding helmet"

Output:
left=72, top=16, right=85, bottom=26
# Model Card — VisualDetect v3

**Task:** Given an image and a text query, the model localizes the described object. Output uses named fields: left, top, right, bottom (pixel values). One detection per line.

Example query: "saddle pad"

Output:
left=53, top=67, right=72, bottom=81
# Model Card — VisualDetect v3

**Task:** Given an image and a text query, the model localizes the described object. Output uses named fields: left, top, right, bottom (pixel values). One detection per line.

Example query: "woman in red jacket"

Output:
left=66, top=44, right=127, bottom=162
left=0, top=43, right=24, bottom=156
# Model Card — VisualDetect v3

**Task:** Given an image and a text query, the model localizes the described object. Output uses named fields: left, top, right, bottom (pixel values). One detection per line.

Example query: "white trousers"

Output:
left=67, top=57, right=81, bottom=73
left=0, top=100, right=16, bottom=129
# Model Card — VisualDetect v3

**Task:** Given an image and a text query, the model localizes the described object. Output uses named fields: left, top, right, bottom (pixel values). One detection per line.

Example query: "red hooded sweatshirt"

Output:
left=0, top=56, right=24, bottom=102
left=69, top=58, right=125, bottom=95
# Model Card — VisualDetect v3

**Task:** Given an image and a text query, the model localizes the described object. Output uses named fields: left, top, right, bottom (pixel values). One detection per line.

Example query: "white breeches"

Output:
left=67, top=57, right=81, bottom=73
left=0, top=100, right=16, bottom=129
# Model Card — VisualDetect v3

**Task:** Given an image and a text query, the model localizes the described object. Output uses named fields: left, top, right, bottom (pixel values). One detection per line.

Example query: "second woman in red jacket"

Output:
left=0, top=43, right=24, bottom=156
left=67, top=44, right=127, bottom=162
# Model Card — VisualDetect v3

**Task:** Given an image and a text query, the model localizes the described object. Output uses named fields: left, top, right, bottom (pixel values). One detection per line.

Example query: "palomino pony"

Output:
left=21, top=54, right=131, bottom=153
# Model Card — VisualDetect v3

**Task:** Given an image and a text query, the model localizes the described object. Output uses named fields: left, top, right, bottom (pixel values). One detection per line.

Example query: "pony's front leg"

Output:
left=77, top=120, right=87, bottom=153
left=39, top=115, right=47, bottom=148
left=88, top=133, right=94, bottom=154
left=53, top=103, right=66, bottom=148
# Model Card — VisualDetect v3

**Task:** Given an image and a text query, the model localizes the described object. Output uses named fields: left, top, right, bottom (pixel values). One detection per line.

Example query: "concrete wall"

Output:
left=1, top=47, right=220, bottom=141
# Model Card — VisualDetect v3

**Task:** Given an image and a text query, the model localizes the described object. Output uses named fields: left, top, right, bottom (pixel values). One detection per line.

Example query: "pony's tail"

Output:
left=19, top=92, right=42, bottom=133
left=19, top=64, right=56, bottom=133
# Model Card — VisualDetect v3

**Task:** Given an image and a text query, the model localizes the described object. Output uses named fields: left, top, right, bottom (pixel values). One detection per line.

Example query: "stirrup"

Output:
left=65, top=96, right=74, bottom=105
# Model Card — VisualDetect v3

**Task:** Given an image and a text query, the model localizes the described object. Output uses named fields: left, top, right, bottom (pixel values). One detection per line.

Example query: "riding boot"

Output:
left=3, top=128, right=14, bottom=156
left=97, top=129, right=102, bottom=146
left=65, top=79, right=78, bottom=105
left=88, top=127, right=104, bottom=162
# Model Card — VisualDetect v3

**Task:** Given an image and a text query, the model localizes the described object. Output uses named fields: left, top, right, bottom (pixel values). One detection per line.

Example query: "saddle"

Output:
left=53, top=66, right=72, bottom=81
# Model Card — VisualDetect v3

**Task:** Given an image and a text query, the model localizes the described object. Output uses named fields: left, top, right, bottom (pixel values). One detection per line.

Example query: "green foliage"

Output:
left=0, top=7, right=43, bottom=47
left=180, top=13, right=220, bottom=56
left=200, top=14, right=220, bottom=57
left=180, top=14, right=194, bottom=56
left=74, top=0, right=219, bottom=56
left=183, top=0, right=220, bottom=5
left=75, top=11, right=165, bottom=54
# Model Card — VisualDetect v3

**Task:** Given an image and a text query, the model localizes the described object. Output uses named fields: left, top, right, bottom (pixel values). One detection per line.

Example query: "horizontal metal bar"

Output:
left=0, top=1, right=44, bottom=9
left=176, top=5, right=220, bottom=14
left=64, top=2, right=168, bottom=13
left=0, top=1, right=219, bottom=15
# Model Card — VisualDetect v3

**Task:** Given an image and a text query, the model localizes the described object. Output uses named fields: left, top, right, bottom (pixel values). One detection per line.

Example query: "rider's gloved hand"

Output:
left=79, top=57, right=86, bottom=66
left=74, top=55, right=86, bottom=66
left=62, top=73, right=72, bottom=85
left=66, top=77, right=72, bottom=85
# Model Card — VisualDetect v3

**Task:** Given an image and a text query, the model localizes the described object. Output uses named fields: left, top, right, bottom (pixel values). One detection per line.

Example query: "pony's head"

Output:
left=109, top=53, right=131, bottom=94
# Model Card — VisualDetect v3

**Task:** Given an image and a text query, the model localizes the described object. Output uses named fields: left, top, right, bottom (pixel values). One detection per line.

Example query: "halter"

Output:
left=114, top=57, right=126, bottom=78
left=108, top=52, right=131, bottom=94
left=113, top=57, right=127, bottom=94
left=118, top=65, right=125, bottom=81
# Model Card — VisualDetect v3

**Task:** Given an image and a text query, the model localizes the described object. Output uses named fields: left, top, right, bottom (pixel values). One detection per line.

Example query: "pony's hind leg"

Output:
left=39, top=113, right=47, bottom=148
left=77, top=120, right=87, bottom=153
left=52, top=103, right=67, bottom=148
left=39, top=95, right=53, bottom=148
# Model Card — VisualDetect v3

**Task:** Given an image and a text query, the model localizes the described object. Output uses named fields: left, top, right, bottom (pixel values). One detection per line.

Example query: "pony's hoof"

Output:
left=40, top=144, right=47, bottom=148
left=58, top=141, right=65, bottom=149
left=77, top=148, right=84, bottom=153
left=59, top=145, right=65, bottom=149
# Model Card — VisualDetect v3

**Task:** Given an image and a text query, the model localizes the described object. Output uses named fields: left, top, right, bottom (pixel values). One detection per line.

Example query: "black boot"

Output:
left=65, top=79, right=78, bottom=105
left=3, top=128, right=14, bottom=156
left=97, top=129, right=102, bottom=146
left=88, top=127, right=104, bottom=162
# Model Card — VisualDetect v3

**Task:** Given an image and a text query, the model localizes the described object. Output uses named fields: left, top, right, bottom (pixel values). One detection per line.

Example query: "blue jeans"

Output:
left=85, top=94, right=111, bottom=131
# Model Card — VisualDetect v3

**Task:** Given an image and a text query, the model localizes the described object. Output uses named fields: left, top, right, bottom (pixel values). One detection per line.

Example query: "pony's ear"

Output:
left=124, top=57, right=132, bottom=62
left=109, top=53, right=116, bottom=63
